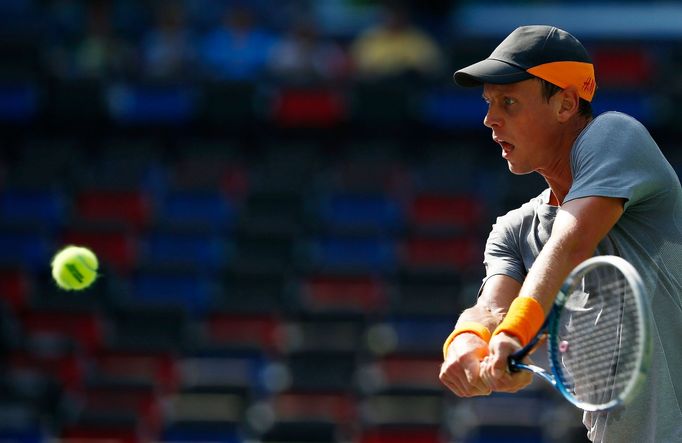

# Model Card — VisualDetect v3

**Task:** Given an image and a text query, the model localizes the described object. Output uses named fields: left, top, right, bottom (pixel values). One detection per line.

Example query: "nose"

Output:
left=483, top=106, right=501, bottom=129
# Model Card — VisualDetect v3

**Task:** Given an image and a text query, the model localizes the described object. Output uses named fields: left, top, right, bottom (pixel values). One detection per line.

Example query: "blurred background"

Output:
left=0, top=0, right=680, bottom=442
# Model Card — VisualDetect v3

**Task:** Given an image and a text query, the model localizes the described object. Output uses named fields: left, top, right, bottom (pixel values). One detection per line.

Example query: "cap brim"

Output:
left=453, top=58, right=534, bottom=87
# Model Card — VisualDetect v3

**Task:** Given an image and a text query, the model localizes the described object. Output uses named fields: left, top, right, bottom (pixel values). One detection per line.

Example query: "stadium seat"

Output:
left=0, top=81, right=38, bottom=123
left=130, top=268, right=214, bottom=314
left=140, top=229, right=228, bottom=271
left=73, top=384, right=162, bottom=438
left=271, top=391, right=357, bottom=425
left=282, top=312, right=367, bottom=353
left=359, top=425, right=445, bottom=443
left=107, top=306, right=189, bottom=352
left=370, top=354, right=445, bottom=392
left=161, top=421, right=245, bottom=443
left=298, top=274, right=387, bottom=314
left=199, top=81, right=259, bottom=130
left=370, top=315, right=453, bottom=356
left=259, top=420, right=340, bottom=443
left=403, top=234, right=481, bottom=273
left=230, top=231, right=296, bottom=273
left=157, top=190, right=236, bottom=231
left=90, top=350, right=179, bottom=394
left=217, top=269, right=290, bottom=314
left=61, top=226, right=137, bottom=273
left=8, top=350, right=85, bottom=391
left=306, top=234, right=397, bottom=273
left=107, top=83, right=197, bottom=125
left=361, top=390, right=444, bottom=427
left=409, top=193, right=485, bottom=232
left=205, top=313, right=282, bottom=353
left=74, top=189, right=152, bottom=229
left=20, top=310, right=104, bottom=355
left=316, top=191, right=404, bottom=233
left=0, top=229, right=52, bottom=271
left=392, top=268, right=465, bottom=316
left=177, top=355, right=266, bottom=393
left=272, top=88, right=347, bottom=128
left=285, top=350, right=359, bottom=392
left=0, top=266, right=31, bottom=313
left=0, top=188, right=65, bottom=227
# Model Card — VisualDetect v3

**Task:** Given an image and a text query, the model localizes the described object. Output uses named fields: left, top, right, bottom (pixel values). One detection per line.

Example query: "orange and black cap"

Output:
left=454, top=25, right=596, bottom=102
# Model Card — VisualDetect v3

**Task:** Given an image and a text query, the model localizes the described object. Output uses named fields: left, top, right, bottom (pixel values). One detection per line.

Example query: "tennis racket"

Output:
left=508, top=255, right=651, bottom=412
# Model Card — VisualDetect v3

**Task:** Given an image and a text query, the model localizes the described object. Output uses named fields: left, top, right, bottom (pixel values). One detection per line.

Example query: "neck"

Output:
left=542, top=115, right=592, bottom=206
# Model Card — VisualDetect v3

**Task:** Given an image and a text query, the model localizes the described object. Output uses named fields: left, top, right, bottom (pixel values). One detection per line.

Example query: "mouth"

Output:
left=494, top=137, right=514, bottom=158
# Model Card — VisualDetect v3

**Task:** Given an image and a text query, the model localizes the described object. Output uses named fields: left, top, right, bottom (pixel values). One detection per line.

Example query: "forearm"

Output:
left=517, top=196, right=624, bottom=313
left=456, top=275, right=522, bottom=334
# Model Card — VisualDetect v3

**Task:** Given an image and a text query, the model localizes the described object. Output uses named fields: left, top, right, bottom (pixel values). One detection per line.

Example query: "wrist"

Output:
left=442, top=321, right=491, bottom=359
left=492, top=296, right=545, bottom=347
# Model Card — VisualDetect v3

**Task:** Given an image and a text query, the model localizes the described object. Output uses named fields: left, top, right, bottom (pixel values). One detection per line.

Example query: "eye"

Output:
left=503, top=97, right=517, bottom=106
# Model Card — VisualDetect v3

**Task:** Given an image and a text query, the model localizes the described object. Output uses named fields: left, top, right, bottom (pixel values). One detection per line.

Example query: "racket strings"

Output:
left=554, top=273, right=642, bottom=405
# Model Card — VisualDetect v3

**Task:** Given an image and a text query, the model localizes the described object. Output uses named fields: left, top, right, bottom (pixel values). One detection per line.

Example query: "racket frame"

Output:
left=508, top=255, right=652, bottom=411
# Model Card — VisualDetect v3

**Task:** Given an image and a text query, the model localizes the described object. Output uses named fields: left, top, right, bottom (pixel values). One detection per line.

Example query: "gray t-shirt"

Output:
left=483, top=112, right=682, bottom=442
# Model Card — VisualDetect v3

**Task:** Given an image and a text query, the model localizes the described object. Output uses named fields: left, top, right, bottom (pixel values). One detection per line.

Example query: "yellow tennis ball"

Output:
left=51, top=245, right=99, bottom=290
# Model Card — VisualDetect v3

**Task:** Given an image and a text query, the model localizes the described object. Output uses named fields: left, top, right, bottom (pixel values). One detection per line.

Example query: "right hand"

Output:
left=439, top=332, right=492, bottom=397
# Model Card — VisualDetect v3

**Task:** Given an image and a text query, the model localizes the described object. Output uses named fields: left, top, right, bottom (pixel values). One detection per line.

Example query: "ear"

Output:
left=556, top=86, right=580, bottom=122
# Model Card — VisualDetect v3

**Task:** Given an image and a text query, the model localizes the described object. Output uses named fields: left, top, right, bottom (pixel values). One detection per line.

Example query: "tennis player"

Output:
left=438, top=25, right=682, bottom=442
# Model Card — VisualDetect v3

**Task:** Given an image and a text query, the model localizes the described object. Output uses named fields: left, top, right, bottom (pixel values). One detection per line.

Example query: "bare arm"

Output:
left=439, top=274, right=522, bottom=397
left=482, top=195, right=625, bottom=390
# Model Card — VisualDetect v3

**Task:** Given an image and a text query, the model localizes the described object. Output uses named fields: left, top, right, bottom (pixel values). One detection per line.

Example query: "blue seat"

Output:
left=132, top=271, right=213, bottom=314
left=107, top=83, right=196, bottom=124
left=388, top=315, right=454, bottom=354
left=0, top=428, right=45, bottom=443
left=308, top=235, right=397, bottom=272
left=318, top=192, right=404, bottom=232
left=0, top=189, right=65, bottom=227
left=158, top=191, right=235, bottom=230
left=161, top=423, right=244, bottom=443
left=0, top=232, right=51, bottom=271
left=0, top=82, right=39, bottom=123
left=142, top=231, right=228, bottom=270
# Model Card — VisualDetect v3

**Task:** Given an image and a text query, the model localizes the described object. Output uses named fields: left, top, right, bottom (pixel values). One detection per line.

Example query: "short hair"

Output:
left=537, top=78, right=593, bottom=118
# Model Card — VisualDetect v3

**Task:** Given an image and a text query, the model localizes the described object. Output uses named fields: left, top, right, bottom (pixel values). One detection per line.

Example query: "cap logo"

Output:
left=526, top=61, right=596, bottom=102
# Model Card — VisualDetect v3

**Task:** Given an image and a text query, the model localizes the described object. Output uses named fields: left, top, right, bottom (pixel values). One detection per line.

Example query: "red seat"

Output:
left=410, top=194, right=484, bottom=231
left=300, top=274, right=387, bottom=313
left=9, top=351, right=85, bottom=390
left=404, top=235, right=480, bottom=271
left=75, top=190, right=152, bottom=229
left=592, top=47, right=654, bottom=87
left=360, top=427, right=444, bottom=443
left=206, top=313, right=282, bottom=352
left=0, top=267, right=30, bottom=312
left=21, top=310, right=104, bottom=354
left=377, top=355, right=443, bottom=390
left=60, top=427, right=140, bottom=443
left=62, top=228, right=137, bottom=273
left=273, top=88, right=347, bottom=127
left=273, top=391, right=357, bottom=424
left=91, top=350, right=179, bottom=394
left=77, top=386, right=161, bottom=438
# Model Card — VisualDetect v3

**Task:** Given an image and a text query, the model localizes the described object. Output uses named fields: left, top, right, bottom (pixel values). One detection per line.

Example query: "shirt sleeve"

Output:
left=565, top=112, right=669, bottom=210
left=482, top=213, right=527, bottom=288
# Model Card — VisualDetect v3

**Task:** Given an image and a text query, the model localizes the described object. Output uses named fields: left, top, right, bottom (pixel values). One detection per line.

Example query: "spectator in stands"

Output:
left=349, top=3, right=443, bottom=80
left=72, top=2, right=134, bottom=79
left=268, top=18, right=348, bottom=84
left=198, top=5, right=279, bottom=81
left=141, top=1, right=196, bottom=80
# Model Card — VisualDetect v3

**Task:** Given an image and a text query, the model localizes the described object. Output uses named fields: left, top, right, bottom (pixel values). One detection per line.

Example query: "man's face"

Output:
left=482, top=79, right=562, bottom=175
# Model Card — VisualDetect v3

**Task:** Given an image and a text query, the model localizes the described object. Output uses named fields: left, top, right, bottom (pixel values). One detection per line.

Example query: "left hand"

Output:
left=479, top=332, right=532, bottom=392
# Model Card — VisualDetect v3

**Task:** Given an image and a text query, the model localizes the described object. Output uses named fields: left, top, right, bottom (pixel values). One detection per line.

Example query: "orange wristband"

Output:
left=492, top=296, right=545, bottom=346
left=442, top=321, right=492, bottom=359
